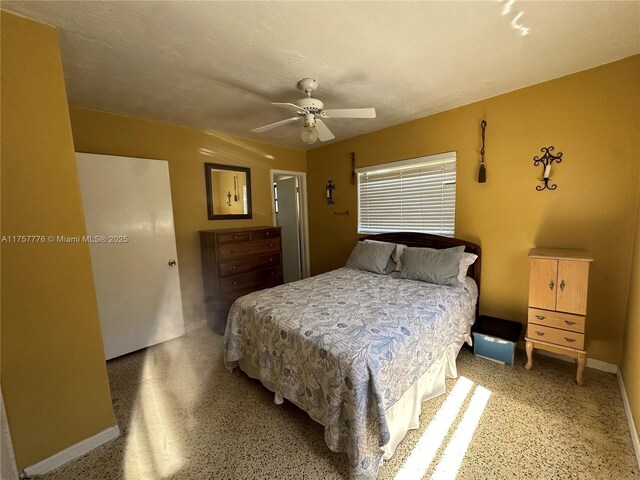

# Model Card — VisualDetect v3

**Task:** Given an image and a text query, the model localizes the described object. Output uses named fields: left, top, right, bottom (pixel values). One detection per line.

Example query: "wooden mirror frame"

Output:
left=205, top=163, right=253, bottom=220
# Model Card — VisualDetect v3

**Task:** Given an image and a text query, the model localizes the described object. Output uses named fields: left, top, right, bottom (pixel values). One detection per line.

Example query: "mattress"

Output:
left=224, top=267, right=478, bottom=479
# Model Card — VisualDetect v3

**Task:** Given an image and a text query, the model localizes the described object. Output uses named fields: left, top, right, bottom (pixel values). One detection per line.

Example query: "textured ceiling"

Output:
left=3, top=1, right=639, bottom=150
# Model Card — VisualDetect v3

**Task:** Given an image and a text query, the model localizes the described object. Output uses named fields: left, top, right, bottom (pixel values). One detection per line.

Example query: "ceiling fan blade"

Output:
left=322, top=107, right=376, bottom=119
left=314, top=119, right=335, bottom=142
left=252, top=116, right=300, bottom=133
left=272, top=102, right=306, bottom=113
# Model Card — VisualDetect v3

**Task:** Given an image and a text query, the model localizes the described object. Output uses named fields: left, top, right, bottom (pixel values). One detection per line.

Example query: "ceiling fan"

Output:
left=251, top=78, right=376, bottom=145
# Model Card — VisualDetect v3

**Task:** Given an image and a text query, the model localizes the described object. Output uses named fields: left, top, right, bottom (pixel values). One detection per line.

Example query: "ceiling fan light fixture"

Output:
left=301, top=121, right=319, bottom=144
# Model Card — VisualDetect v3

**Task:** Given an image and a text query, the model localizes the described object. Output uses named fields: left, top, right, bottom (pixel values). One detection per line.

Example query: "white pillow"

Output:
left=458, top=252, right=478, bottom=283
left=364, top=240, right=407, bottom=271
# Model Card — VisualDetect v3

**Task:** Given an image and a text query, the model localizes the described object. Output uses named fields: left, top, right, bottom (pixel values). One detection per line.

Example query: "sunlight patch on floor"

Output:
left=394, top=376, right=474, bottom=480
left=123, top=348, right=188, bottom=479
left=430, top=385, right=491, bottom=480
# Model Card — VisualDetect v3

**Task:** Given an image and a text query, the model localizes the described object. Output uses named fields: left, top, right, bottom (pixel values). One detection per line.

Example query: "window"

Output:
left=357, top=151, right=456, bottom=235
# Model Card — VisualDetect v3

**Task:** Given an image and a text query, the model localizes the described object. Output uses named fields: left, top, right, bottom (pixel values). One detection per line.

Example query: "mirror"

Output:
left=205, top=163, right=252, bottom=220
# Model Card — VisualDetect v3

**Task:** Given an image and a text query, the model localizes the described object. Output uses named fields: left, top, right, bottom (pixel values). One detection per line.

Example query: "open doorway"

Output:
left=270, top=170, right=310, bottom=283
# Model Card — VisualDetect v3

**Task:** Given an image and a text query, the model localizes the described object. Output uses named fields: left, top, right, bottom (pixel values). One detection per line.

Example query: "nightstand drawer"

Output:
left=527, top=324, right=584, bottom=350
left=528, top=308, right=585, bottom=333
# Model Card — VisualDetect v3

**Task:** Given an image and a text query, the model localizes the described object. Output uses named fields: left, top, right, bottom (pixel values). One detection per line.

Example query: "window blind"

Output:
left=357, top=152, right=456, bottom=235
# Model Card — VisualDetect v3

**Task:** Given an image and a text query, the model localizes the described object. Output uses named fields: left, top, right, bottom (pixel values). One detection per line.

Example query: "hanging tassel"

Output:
left=478, top=120, right=487, bottom=183
left=478, top=161, right=486, bottom=183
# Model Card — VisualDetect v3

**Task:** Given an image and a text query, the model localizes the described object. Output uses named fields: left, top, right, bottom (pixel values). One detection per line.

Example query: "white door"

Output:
left=275, top=176, right=302, bottom=283
left=76, top=153, right=185, bottom=360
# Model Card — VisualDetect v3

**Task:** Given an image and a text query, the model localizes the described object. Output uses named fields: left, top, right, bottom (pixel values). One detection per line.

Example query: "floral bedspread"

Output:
left=224, top=267, right=477, bottom=479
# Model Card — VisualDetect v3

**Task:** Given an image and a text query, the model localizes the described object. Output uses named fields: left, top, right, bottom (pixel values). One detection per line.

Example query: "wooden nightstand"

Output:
left=524, top=248, right=593, bottom=385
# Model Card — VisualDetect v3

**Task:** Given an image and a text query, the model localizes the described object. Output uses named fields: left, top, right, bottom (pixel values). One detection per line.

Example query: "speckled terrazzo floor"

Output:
left=36, top=326, right=638, bottom=480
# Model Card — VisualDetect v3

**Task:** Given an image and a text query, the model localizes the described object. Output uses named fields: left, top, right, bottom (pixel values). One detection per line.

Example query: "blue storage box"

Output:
left=471, top=316, right=522, bottom=366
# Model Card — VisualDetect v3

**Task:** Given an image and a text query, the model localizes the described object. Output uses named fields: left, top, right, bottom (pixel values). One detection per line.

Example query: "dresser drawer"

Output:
left=220, top=267, right=282, bottom=293
left=251, top=228, right=280, bottom=240
left=528, top=308, right=585, bottom=333
left=218, top=238, right=281, bottom=260
left=219, top=253, right=281, bottom=277
left=218, top=278, right=283, bottom=302
left=527, top=324, right=584, bottom=350
left=217, top=232, right=251, bottom=244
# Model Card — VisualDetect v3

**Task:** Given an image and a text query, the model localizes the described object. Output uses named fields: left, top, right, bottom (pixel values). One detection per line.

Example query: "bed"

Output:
left=224, top=232, right=481, bottom=479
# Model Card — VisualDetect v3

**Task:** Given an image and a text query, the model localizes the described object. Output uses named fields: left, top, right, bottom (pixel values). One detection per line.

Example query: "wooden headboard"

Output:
left=359, top=232, right=482, bottom=296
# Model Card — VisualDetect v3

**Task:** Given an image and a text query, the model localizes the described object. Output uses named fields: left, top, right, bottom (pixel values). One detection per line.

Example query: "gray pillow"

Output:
left=345, top=241, right=397, bottom=275
left=400, top=246, right=465, bottom=286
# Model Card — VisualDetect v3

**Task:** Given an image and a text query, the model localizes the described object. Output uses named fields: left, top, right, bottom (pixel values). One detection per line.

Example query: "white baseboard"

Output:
left=23, top=425, right=119, bottom=477
left=617, top=368, right=640, bottom=469
left=516, top=340, right=617, bottom=373
left=185, top=320, right=207, bottom=333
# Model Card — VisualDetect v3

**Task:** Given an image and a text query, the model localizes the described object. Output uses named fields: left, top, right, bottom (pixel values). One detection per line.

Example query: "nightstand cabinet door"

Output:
left=556, top=260, right=589, bottom=315
left=529, top=258, right=558, bottom=310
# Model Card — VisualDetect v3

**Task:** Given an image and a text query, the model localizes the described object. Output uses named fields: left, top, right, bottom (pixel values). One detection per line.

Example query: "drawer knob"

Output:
left=535, top=315, right=545, bottom=320
left=270, top=272, right=274, bottom=276
left=266, top=232, right=270, bottom=236
left=564, top=337, right=576, bottom=343
left=269, top=258, right=273, bottom=262
left=269, top=243, right=273, bottom=247
left=560, top=280, right=566, bottom=291
left=564, top=320, right=576, bottom=326
left=233, top=281, right=238, bottom=286
left=232, top=265, right=236, bottom=270
left=549, top=279, right=554, bottom=290
left=233, top=235, right=238, bottom=239
left=535, top=331, right=545, bottom=336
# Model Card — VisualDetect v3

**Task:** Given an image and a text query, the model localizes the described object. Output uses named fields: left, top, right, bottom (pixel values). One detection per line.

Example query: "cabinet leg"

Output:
left=576, top=353, right=587, bottom=386
left=525, top=340, right=534, bottom=370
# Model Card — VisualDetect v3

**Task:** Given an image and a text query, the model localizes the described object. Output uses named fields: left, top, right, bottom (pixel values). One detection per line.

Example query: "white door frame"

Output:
left=270, top=169, right=310, bottom=279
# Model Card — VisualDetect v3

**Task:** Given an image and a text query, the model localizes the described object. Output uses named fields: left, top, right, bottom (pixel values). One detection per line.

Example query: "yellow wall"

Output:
left=69, top=107, right=306, bottom=327
left=307, top=55, right=640, bottom=365
left=621, top=167, right=640, bottom=436
left=0, top=12, right=116, bottom=469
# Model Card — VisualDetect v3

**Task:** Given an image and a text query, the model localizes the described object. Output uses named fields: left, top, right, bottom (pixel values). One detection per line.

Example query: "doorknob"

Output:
left=168, top=259, right=177, bottom=266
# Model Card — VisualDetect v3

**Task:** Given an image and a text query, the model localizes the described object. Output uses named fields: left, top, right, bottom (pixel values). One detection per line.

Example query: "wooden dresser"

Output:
left=200, top=226, right=283, bottom=334
left=524, top=248, right=593, bottom=385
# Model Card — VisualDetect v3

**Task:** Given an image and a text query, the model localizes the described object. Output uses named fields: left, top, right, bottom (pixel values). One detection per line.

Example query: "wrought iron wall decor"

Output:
left=326, top=180, right=335, bottom=204
left=350, top=152, right=356, bottom=185
left=478, top=120, right=487, bottom=183
left=533, top=146, right=562, bottom=191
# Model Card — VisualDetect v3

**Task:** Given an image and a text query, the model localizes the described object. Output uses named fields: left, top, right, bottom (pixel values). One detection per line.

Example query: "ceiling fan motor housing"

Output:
left=297, top=97, right=323, bottom=114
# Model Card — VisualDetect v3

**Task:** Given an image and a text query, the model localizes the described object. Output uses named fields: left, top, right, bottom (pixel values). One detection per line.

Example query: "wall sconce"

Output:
left=533, top=146, right=562, bottom=191
left=226, top=191, right=232, bottom=206
left=326, top=180, right=335, bottom=205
